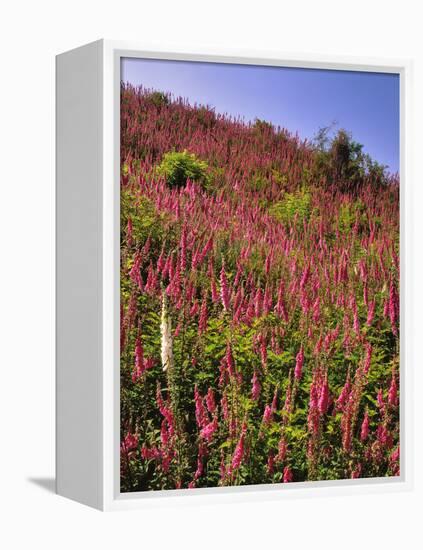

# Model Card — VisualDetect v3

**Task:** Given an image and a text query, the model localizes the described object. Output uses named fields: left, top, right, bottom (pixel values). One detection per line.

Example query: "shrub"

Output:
left=271, top=170, right=288, bottom=188
left=269, top=189, right=312, bottom=225
left=196, top=106, right=217, bottom=129
left=312, top=128, right=390, bottom=192
left=249, top=174, right=269, bottom=193
left=253, top=118, right=274, bottom=134
left=147, top=91, right=170, bottom=109
left=338, top=199, right=366, bottom=233
left=157, top=150, right=209, bottom=188
left=121, top=189, right=165, bottom=243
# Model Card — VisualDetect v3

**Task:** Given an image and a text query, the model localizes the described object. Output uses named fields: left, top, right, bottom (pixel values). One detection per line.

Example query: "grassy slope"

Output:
left=120, top=85, right=399, bottom=492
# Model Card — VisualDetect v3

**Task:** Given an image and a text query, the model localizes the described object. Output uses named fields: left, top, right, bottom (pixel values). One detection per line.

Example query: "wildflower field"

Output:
left=120, top=84, right=400, bottom=492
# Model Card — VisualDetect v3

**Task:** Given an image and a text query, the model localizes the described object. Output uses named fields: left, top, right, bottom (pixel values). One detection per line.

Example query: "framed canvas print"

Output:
left=56, top=40, right=412, bottom=510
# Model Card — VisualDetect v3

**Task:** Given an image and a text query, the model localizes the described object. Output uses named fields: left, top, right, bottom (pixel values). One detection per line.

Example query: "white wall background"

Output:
left=1, top=1, right=422, bottom=548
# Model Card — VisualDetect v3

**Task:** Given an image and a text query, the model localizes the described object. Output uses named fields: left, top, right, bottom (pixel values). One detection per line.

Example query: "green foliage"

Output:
left=253, top=118, right=274, bottom=134
left=269, top=189, right=312, bottom=225
left=312, top=121, right=338, bottom=151
left=156, top=150, right=209, bottom=188
left=338, top=199, right=366, bottom=233
left=249, top=174, right=269, bottom=193
left=330, top=130, right=364, bottom=182
left=121, top=189, right=162, bottom=240
left=196, top=106, right=217, bottom=129
left=146, top=91, right=170, bottom=108
left=271, top=170, right=288, bottom=188
left=204, top=166, right=225, bottom=194
left=313, top=128, right=389, bottom=191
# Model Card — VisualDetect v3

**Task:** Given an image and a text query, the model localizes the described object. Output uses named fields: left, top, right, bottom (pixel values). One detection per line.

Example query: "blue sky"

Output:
left=121, top=58, right=400, bottom=173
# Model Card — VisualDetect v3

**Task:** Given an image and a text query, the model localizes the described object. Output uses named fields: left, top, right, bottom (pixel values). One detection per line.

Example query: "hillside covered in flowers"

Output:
left=120, top=84, right=400, bottom=492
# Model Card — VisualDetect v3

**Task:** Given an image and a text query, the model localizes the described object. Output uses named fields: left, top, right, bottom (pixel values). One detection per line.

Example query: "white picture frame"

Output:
left=56, top=39, right=412, bottom=511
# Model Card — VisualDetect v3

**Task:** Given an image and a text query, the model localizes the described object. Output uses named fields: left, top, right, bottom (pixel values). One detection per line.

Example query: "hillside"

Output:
left=120, top=84, right=399, bottom=492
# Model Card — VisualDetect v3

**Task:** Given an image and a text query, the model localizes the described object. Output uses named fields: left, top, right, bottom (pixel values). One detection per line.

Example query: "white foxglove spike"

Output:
left=160, top=291, right=174, bottom=372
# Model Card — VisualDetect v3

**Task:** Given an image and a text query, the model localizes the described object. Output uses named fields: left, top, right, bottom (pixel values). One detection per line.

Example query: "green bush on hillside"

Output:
left=157, top=150, right=209, bottom=188
left=313, top=127, right=390, bottom=192
left=338, top=199, right=366, bottom=234
left=269, top=190, right=312, bottom=225
left=253, top=118, right=274, bottom=134
left=147, top=91, right=170, bottom=108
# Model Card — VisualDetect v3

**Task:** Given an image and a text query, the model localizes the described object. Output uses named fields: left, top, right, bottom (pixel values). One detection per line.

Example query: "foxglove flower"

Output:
left=318, top=376, right=329, bottom=414
left=251, top=370, right=261, bottom=401
left=220, top=261, right=230, bottom=311
left=388, top=373, right=399, bottom=407
left=294, top=345, right=304, bottom=380
left=160, top=291, right=174, bottom=372
left=231, top=423, right=247, bottom=471
left=283, top=466, right=293, bottom=483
